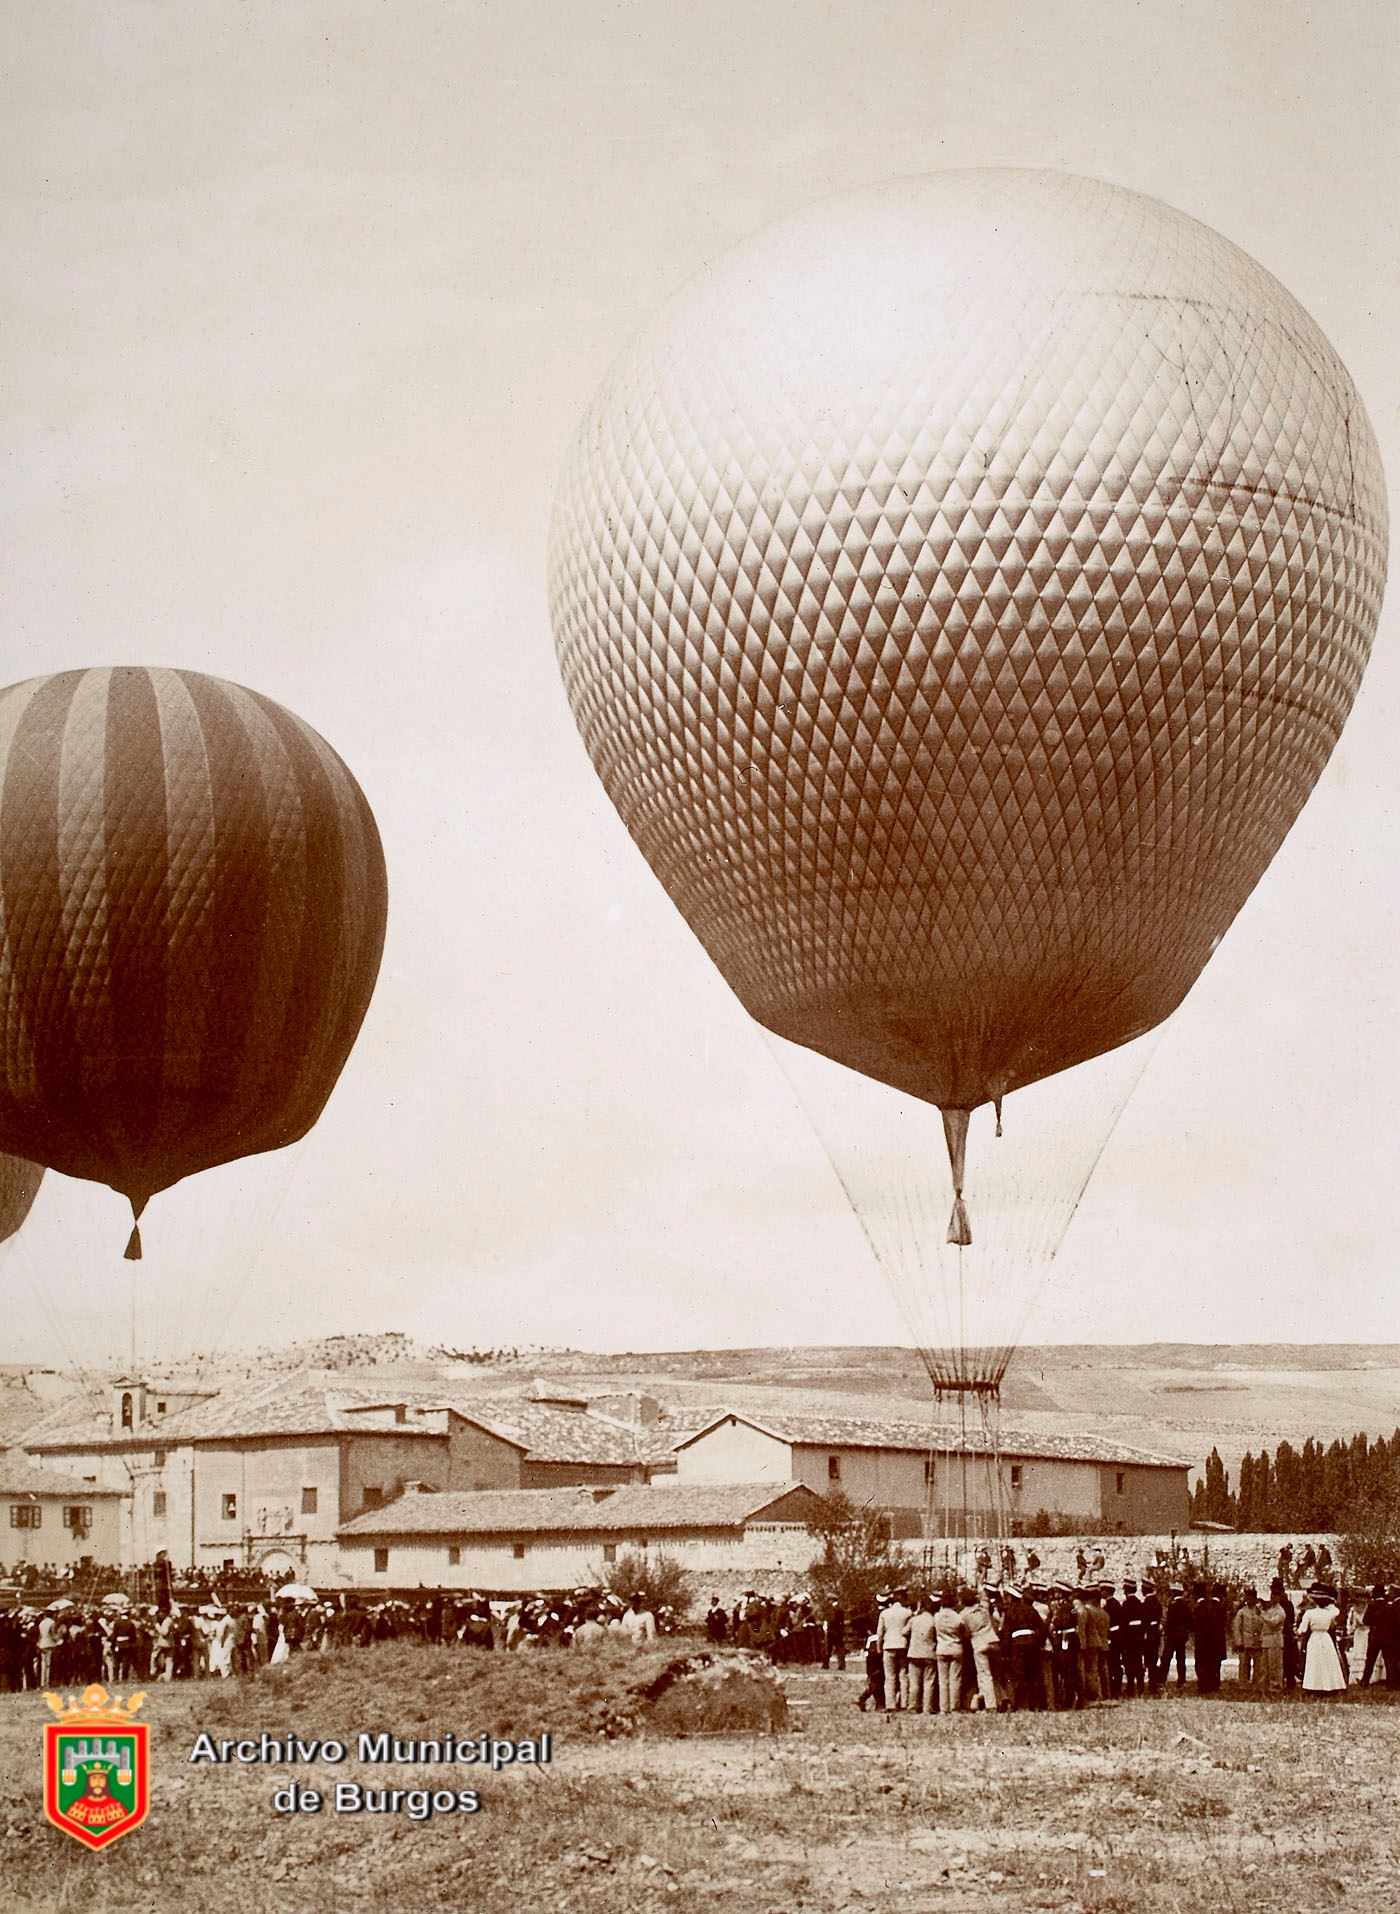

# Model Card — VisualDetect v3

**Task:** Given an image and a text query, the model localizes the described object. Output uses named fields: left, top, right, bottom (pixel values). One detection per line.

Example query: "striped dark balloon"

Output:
left=0, top=667, right=387, bottom=1254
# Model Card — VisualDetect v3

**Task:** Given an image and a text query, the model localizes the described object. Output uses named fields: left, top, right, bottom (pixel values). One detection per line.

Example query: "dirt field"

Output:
left=5, top=1647, right=1399, bottom=1913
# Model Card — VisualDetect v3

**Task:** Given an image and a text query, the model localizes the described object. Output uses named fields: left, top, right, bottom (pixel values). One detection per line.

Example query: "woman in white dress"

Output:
left=209, top=1609, right=235, bottom=1679
left=1297, top=1584, right=1347, bottom=1697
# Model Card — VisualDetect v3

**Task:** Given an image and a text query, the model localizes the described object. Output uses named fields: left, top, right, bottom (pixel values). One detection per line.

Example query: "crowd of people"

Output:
left=0, top=1581, right=688, bottom=1693
left=0, top=1557, right=290, bottom=1602
left=5, top=1552, right=1396, bottom=1713
left=828, top=1574, right=1390, bottom=1713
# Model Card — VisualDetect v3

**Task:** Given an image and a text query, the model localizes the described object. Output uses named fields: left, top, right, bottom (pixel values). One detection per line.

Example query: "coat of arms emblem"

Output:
left=42, top=1684, right=150, bottom=1850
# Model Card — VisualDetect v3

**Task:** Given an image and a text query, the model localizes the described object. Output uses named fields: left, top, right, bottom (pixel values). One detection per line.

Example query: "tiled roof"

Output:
left=0, top=1450, right=123, bottom=1497
left=338, top=1481, right=822, bottom=1538
left=443, top=1401, right=642, bottom=1464
left=678, top=1410, right=1188, bottom=1469
left=18, top=1397, right=138, bottom=1451
left=637, top=1410, right=722, bottom=1461
left=180, top=1377, right=451, bottom=1442
left=19, top=1374, right=714, bottom=1462
left=446, top=1400, right=724, bottom=1467
left=23, top=1375, right=449, bottom=1449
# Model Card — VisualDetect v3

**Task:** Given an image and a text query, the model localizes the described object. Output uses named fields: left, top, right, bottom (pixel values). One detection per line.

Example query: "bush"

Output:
left=1340, top=1491, right=1400, bottom=1589
left=1018, top=1508, right=1083, bottom=1538
left=804, top=1489, right=914, bottom=1624
left=602, top=1548, right=694, bottom=1626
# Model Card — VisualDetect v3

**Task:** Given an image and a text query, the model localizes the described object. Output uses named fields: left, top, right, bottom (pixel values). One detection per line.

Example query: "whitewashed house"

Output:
left=336, top=1481, right=828, bottom=1589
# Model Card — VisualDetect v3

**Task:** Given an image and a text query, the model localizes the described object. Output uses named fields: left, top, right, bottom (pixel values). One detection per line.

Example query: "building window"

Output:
left=512, top=1542, right=526, bottom=1559
left=120, top=1391, right=134, bottom=1430
left=221, top=1493, right=237, bottom=1521
left=1115, top=1472, right=1126, bottom=1496
left=63, top=1505, right=92, bottom=1533
left=393, top=1405, right=407, bottom=1424
left=373, top=1547, right=389, bottom=1573
left=447, top=1546, right=461, bottom=1566
left=363, top=1486, right=383, bottom=1510
left=10, top=1504, right=41, bottom=1529
left=602, top=1543, right=616, bottom=1563
left=156, top=1401, right=167, bottom=1415
left=923, top=1457, right=934, bottom=1486
left=1010, top=1465, right=1023, bottom=1492
left=153, top=1492, right=167, bottom=1518
left=827, top=1454, right=841, bottom=1483
left=153, top=1450, right=167, bottom=1467
left=301, top=1487, right=318, bottom=1515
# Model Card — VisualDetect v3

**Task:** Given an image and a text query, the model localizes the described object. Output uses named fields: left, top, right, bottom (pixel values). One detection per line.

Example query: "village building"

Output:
left=0, top=1451, right=123, bottom=1570
left=672, top=1410, right=1190, bottom=1536
left=20, top=1372, right=1191, bottom=1580
left=336, top=1481, right=828, bottom=1590
left=19, top=1375, right=701, bottom=1576
left=409, top=1387, right=682, bottom=1490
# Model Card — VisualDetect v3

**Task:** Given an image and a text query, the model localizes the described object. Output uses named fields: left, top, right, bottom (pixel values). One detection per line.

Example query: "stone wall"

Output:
left=980, top=1531, right=1342, bottom=1591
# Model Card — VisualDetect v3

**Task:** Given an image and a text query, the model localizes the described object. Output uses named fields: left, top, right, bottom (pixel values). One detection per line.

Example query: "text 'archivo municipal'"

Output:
left=187, top=1732, right=552, bottom=1770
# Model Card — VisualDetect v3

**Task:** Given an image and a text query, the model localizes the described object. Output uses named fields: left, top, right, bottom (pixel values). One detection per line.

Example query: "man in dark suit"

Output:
left=1139, top=1578, right=1164, bottom=1695
left=1360, top=1585, right=1392, bottom=1687
left=1192, top=1583, right=1227, bottom=1694
left=1159, top=1584, right=1191, bottom=1689
left=823, top=1600, right=846, bottom=1671
left=1102, top=1583, right=1124, bottom=1698
left=1119, top=1579, right=1145, bottom=1697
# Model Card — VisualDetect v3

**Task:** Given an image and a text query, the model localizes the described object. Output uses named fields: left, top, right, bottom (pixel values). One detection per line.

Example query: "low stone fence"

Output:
left=930, top=1532, right=1343, bottom=1593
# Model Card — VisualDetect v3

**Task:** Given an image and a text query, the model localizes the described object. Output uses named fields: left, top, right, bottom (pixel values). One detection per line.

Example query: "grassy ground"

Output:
left=4, top=1648, right=1399, bottom=1912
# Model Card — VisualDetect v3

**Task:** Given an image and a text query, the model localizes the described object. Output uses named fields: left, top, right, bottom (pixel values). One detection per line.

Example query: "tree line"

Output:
left=1191, top=1429, right=1400, bottom=1532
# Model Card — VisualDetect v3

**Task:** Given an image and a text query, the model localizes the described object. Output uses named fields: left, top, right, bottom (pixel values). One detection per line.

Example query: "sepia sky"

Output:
left=2, top=0, right=1397, bottom=1369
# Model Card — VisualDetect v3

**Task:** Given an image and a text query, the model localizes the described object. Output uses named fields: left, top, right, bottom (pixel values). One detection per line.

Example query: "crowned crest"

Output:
left=42, top=1687, right=150, bottom=1850
left=44, top=1684, right=148, bottom=1724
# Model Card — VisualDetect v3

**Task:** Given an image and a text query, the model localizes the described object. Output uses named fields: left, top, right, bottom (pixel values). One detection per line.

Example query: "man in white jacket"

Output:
left=876, top=1587, right=913, bottom=1710
left=619, top=1593, right=657, bottom=1644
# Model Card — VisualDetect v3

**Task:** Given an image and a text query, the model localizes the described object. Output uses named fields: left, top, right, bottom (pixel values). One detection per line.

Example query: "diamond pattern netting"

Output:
left=550, top=170, right=1388, bottom=1114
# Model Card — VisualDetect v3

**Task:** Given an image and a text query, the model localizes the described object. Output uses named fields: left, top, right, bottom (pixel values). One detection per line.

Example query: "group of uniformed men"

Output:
left=853, top=1574, right=1346, bottom=1712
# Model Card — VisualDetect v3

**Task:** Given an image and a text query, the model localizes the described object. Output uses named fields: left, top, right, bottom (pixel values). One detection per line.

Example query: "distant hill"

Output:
left=165, top=1330, right=566, bottom=1381
left=14, top=1337, right=1400, bottom=1488
left=506, top=1343, right=1400, bottom=1480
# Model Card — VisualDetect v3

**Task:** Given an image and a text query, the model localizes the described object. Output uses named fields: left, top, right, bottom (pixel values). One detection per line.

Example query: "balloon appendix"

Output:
left=0, top=169, right=1389, bottom=1500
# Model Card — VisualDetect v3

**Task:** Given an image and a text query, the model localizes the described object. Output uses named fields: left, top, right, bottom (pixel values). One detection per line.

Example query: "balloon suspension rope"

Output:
left=942, top=1107, right=972, bottom=1246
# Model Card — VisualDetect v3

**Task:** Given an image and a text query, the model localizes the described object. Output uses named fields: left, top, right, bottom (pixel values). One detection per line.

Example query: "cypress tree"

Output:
left=1203, top=1447, right=1233, bottom=1524
left=1273, top=1441, right=1302, bottom=1531
left=1255, top=1449, right=1273, bottom=1530
left=1300, top=1437, right=1326, bottom=1530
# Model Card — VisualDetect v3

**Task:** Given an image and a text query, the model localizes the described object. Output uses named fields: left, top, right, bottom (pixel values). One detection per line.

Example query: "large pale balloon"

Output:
left=0, top=667, right=388, bottom=1254
left=551, top=170, right=1386, bottom=1208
